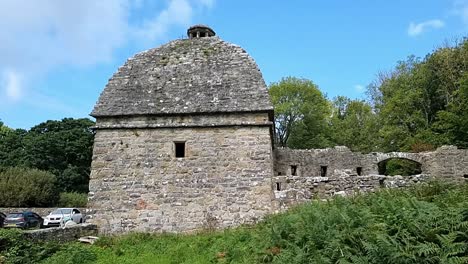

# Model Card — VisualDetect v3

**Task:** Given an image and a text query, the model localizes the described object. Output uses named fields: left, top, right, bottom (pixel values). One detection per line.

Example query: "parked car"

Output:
left=0, top=212, right=6, bottom=228
left=3, top=211, right=43, bottom=229
left=43, top=208, right=84, bottom=227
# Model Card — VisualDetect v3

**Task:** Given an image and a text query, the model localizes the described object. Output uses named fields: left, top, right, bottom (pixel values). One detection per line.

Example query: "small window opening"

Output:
left=175, top=142, right=185, bottom=158
left=320, top=166, right=327, bottom=177
left=291, top=165, right=297, bottom=176
left=464, top=174, right=468, bottom=179
left=276, top=182, right=281, bottom=191
left=277, top=172, right=282, bottom=176
left=200, top=32, right=206, bottom=37
left=356, top=167, right=363, bottom=176
left=379, top=178, right=385, bottom=187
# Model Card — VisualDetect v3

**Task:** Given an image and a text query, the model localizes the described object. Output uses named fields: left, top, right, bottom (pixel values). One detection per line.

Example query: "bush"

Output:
left=58, top=192, right=88, bottom=207
left=0, top=167, right=58, bottom=207
left=41, top=244, right=96, bottom=264
left=0, top=229, right=60, bottom=264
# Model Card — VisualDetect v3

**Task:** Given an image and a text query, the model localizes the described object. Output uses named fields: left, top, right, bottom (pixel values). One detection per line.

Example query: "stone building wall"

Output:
left=273, top=146, right=468, bottom=207
left=88, top=115, right=275, bottom=234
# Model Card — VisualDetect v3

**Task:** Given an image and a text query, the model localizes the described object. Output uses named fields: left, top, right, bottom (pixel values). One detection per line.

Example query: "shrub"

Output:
left=58, top=192, right=88, bottom=207
left=0, top=229, right=60, bottom=264
left=41, top=244, right=96, bottom=264
left=0, top=167, right=58, bottom=207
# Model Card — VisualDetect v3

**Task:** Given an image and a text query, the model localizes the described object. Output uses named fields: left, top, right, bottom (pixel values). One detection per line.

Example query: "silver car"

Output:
left=43, top=208, right=83, bottom=227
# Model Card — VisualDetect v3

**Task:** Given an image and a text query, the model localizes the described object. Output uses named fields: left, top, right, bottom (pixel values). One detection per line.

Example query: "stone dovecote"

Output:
left=88, top=25, right=276, bottom=234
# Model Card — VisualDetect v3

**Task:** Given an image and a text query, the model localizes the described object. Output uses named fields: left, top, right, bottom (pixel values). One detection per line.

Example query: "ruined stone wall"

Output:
left=273, top=146, right=468, bottom=207
left=274, top=146, right=369, bottom=177
left=88, top=114, right=275, bottom=234
left=425, top=145, right=468, bottom=181
left=273, top=174, right=430, bottom=208
left=275, top=146, right=468, bottom=179
left=24, top=224, right=98, bottom=243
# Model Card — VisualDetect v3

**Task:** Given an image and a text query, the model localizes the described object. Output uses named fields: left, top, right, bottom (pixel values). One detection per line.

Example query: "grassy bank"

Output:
left=2, top=181, right=468, bottom=264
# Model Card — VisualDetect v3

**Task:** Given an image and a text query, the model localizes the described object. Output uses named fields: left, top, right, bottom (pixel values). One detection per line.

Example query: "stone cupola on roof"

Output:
left=91, top=25, right=273, bottom=117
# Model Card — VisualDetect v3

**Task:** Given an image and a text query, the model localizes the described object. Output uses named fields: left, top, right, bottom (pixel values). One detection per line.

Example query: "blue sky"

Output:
left=0, top=0, right=467, bottom=129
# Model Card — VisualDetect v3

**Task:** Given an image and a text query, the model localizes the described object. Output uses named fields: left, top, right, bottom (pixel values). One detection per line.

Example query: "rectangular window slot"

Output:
left=175, top=142, right=185, bottom=158
left=356, top=167, right=363, bottom=176
left=464, top=174, right=468, bottom=179
left=320, top=166, right=327, bottom=177
left=291, top=165, right=297, bottom=176
left=379, top=178, right=385, bottom=187
left=276, top=182, right=281, bottom=191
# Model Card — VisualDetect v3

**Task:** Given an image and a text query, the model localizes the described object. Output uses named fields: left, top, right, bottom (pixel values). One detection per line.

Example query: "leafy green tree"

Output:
left=0, top=123, right=27, bottom=168
left=368, top=39, right=468, bottom=151
left=434, top=73, right=468, bottom=148
left=329, top=96, right=380, bottom=152
left=21, top=118, right=95, bottom=193
left=269, top=77, right=331, bottom=148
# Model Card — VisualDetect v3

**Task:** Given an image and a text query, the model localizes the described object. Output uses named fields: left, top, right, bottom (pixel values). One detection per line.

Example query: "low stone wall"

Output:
left=0, top=208, right=86, bottom=217
left=23, top=224, right=98, bottom=243
left=273, top=173, right=431, bottom=208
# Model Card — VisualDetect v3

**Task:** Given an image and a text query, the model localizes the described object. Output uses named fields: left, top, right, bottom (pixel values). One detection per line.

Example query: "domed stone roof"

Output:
left=91, top=29, right=273, bottom=117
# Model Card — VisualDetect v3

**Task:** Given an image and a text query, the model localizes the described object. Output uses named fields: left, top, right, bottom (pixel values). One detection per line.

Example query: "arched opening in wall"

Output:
left=378, top=158, right=422, bottom=176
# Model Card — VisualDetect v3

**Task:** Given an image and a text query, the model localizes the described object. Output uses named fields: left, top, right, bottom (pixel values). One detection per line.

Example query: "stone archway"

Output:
left=377, top=157, right=422, bottom=176
left=365, top=151, right=428, bottom=175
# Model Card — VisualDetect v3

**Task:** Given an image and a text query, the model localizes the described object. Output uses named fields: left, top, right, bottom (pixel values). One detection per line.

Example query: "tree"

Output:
left=269, top=77, right=331, bottom=148
left=434, top=73, right=468, bottom=148
left=329, top=96, right=380, bottom=152
left=367, top=39, right=468, bottom=151
left=0, top=167, right=58, bottom=207
left=20, top=118, right=95, bottom=193
left=0, top=122, right=27, bottom=168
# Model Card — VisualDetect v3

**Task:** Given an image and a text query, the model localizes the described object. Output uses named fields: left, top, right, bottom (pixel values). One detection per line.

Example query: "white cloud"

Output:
left=1, top=69, right=22, bottom=102
left=0, top=0, right=215, bottom=103
left=354, top=84, right=365, bottom=92
left=408, top=19, right=445, bottom=37
left=134, top=0, right=193, bottom=41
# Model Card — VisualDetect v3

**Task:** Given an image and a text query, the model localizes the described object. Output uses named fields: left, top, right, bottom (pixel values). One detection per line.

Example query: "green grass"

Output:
left=3, top=181, right=468, bottom=264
